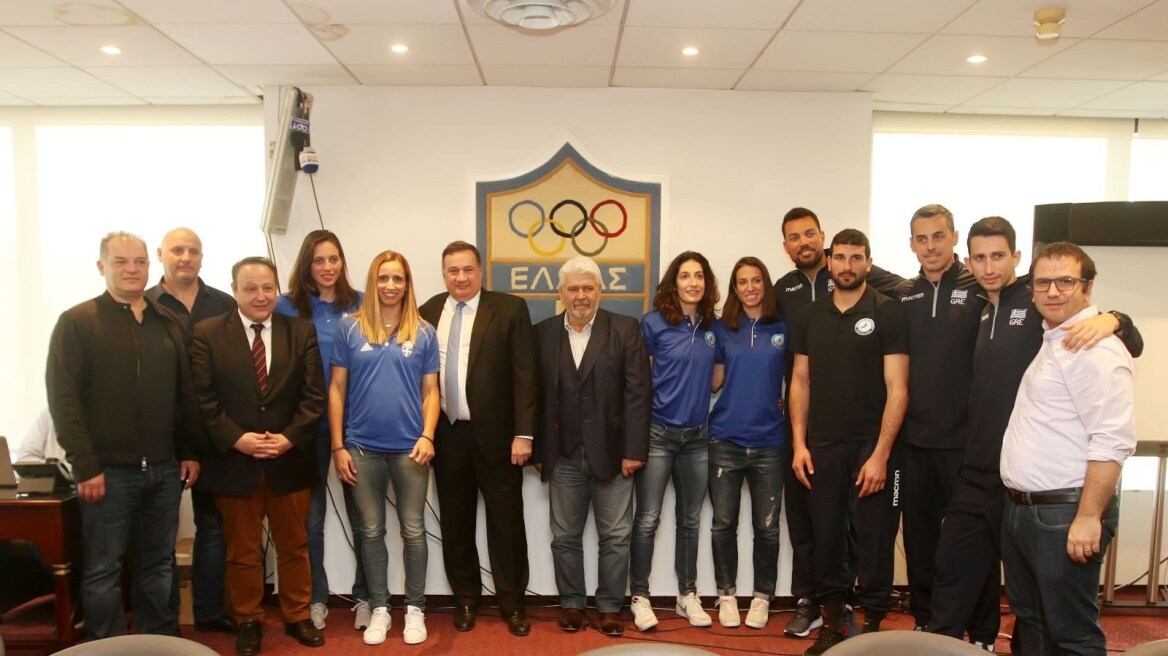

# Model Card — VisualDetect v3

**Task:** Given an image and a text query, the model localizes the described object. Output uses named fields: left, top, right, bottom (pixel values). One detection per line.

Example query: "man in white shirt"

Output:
left=999, top=242, right=1136, bottom=656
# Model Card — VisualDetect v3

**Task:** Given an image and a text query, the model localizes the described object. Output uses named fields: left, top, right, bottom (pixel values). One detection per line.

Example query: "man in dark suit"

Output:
left=532, top=255, right=651, bottom=638
left=418, top=241, right=538, bottom=637
left=189, top=256, right=326, bottom=656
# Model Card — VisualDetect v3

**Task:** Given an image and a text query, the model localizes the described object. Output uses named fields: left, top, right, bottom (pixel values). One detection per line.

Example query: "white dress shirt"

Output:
left=1000, top=305, right=1137, bottom=493
left=238, top=310, right=272, bottom=374
left=16, top=407, right=68, bottom=470
left=564, top=312, right=596, bottom=368
left=437, top=291, right=480, bottom=421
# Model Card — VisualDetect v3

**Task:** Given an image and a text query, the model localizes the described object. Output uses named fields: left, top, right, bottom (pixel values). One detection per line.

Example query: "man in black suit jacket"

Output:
left=189, top=257, right=325, bottom=656
left=532, top=256, right=650, bottom=638
left=418, top=241, right=537, bottom=637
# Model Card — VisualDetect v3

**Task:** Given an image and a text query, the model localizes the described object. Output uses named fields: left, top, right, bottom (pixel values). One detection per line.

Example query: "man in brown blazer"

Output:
left=418, top=241, right=538, bottom=637
left=190, top=257, right=325, bottom=656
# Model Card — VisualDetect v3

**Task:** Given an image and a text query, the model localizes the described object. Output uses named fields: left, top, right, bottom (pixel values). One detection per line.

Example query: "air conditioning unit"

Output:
left=260, top=87, right=313, bottom=235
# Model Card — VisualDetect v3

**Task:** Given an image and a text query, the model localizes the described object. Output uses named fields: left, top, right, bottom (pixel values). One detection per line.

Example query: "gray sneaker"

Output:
left=352, top=600, right=372, bottom=630
left=785, top=598, right=823, bottom=638
left=310, top=602, right=328, bottom=630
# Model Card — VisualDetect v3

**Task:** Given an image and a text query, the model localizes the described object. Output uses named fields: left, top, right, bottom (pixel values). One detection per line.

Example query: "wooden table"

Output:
left=0, top=488, right=82, bottom=649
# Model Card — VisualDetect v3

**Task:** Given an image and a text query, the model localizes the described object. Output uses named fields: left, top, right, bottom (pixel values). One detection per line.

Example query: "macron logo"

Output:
left=901, top=292, right=925, bottom=302
left=785, top=284, right=804, bottom=292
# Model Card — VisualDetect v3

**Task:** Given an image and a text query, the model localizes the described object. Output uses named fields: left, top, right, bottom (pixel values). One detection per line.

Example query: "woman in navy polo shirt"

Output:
left=329, top=250, right=439, bottom=646
left=708, top=256, right=787, bottom=629
left=630, top=251, right=720, bottom=632
left=276, top=230, right=368, bottom=630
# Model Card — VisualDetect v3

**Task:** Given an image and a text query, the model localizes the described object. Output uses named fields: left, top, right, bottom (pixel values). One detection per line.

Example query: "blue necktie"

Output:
left=445, top=302, right=466, bottom=423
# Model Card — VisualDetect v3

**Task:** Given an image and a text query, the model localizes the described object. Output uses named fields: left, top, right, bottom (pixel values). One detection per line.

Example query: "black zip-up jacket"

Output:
left=46, top=292, right=204, bottom=482
left=774, top=261, right=904, bottom=320
left=964, top=277, right=1143, bottom=473
left=893, top=258, right=984, bottom=450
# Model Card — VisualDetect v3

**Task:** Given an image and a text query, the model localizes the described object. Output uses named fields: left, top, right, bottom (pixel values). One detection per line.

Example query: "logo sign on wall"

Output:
left=476, top=143, right=661, bottom=323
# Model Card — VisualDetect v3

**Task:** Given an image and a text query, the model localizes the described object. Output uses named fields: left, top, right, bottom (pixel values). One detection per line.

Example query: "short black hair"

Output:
left=442, top=240, right=482, bottom=266
left=967, top=216, right=1016, bottom=253
left=231, top=256, right=278, bottom=285
left=782, top=207, right=820, bottom=234
left=830, top=228, right=870, bottom=258
left=1030, top=242, right=1097, bottom=281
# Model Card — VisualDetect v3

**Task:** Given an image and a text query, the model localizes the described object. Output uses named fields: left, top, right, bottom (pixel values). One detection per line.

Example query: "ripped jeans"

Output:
left=708, top=439, right=783, bottom=599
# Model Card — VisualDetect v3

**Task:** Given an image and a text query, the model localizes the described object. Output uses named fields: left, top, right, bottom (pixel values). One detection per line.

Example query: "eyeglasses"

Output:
left=1033, top=277, right=1088, bottom=292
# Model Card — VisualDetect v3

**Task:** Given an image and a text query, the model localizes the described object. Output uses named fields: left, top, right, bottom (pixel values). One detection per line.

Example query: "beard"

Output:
left=830, top=268, right=868, bottom=291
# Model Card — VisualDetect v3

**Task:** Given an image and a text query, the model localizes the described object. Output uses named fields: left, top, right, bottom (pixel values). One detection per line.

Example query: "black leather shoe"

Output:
left=235, top=619, right=262, bottom=656
left=453, top=605, right=477, bottom=631
left=284, top=619, right=325, bottom=647
left=599, top=612, right=624, bottom=636
left=559, top=608, right=584, bottom=632
left=506, top=611, right=531, bottom=637
left=196, top=615, right=239, bottom=634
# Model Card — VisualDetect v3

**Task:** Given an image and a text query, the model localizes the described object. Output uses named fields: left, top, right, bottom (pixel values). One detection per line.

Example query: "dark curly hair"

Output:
left=653, top=251, right=719, bottom=328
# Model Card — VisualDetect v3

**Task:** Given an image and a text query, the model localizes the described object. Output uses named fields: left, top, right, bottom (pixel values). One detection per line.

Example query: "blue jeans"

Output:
left=308, top=428, right=368, bottom=602
left=708, top=440, right=783, bottom=599
left=348, top=446, right=429, bottom=609
left=191, top=489, right=227, bottom=623
left=79, top=459, right=182, bottom=638
left=549, top=449, right=634, bottom=613
left=1001, top=494, right=1118, bottom=656
left=630, top=423, right=708, bottom=597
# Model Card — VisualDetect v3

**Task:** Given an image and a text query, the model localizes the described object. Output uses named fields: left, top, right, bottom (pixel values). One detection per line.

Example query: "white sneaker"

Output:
left=745, top=597, right=770, bottom=629
left=402, top=605, right=427, bottom=645
left=310, top=602, right=328, bottom=630
left=630, top=595, right=658, bottom=631
left=717, top=596, right=740, bottom=627
left=352, top=600, right=372, bottom=630
left=675, top=593, right=712, bottom=627
left=363, top=607, right=391, bottom=645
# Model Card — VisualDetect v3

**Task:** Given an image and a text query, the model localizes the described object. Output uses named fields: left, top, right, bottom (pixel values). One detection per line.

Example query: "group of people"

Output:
left=42, top=202, right=1139, bottom=656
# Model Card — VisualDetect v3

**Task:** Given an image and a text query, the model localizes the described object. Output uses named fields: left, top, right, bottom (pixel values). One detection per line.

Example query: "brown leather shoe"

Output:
left=559, top=607, right=584, bottom=632
left=235, top=619, right=262, bottom=656
left=453, top=605, right=476, bottom=631
left=506, top=611, right=531, bottom=637
left=599, top=612, right=624, bottom=636
left=284, top=619, right=325, bottom=647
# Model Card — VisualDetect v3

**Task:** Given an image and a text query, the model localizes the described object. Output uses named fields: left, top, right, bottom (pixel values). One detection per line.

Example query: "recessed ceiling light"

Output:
left=682, top=46, right=699, bottom=57
left=99, top=45, right=122, bottom=55
left=390, top=43, right=409, bottom=54
left=966, top=54, right=988, bottom=64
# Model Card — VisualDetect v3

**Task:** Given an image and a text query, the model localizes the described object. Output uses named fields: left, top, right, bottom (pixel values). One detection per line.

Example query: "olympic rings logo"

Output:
left=507, top=198, right=629, bottom=257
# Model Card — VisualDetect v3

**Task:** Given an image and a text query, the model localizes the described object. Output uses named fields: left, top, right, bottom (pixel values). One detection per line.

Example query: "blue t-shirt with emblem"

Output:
left=331, top=315, right=439, bottom=453
left=708, top=317, right=788, bottom=448
left=641, top=309, right=717, bottom=428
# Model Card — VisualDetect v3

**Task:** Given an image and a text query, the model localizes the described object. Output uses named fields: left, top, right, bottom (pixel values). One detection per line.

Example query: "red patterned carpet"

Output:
left=3, top=595, right=1165, bottom=655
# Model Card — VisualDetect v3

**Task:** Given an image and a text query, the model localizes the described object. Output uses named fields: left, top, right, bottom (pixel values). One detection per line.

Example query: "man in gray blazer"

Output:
left=532, top=255, right=651, bottom=637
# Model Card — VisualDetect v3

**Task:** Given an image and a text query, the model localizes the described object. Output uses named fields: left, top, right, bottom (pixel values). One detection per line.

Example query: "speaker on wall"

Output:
left=1034, top=201, right=1168, bottom=247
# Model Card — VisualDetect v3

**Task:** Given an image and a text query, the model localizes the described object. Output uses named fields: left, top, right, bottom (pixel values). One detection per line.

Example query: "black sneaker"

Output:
left=784, top=598, right=823, bottom=638
left=861, top=610, right=884, bottom=634
left=804, top=627, right=846, bottom=656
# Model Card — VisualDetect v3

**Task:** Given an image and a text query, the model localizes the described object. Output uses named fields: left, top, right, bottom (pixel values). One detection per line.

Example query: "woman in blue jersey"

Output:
left=329, top=250, right=439, bottom=646
left=276, top=230, right=368, bottom=630
left=707, top=256, right=787, bottom=630
left=630, top=251, right=719, bottom=632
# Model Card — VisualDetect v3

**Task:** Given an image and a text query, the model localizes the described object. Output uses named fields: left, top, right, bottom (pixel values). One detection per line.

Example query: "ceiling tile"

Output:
left=347, top=64, right=482, bottom=86
left=115, top=0, right=299, bottom=25
left=1095, top=0, right=1168, bottom=41
left=288, top=0, right=461, bottom=25
left=468, top=23, right=617, bottom=66
left=460, top=0, right=626, bottom=27
left=941, top=0, right=1156, bottom=38
left=482, top=64, right=609, bottom=87
left=611, top=66, right=741, bottom=89
left=871, top=101, right=949, bottom=112
left=0, top=67, right=134, bottom=97
left=862, top=73, right=1005, bottom=105
left=786, top=0, right=977, bottom=33
left=1076, top=81, right=1168, bottom=111
left=947, top=106, right=1058, bottom=116
left=1152, top=69, right=1168, bottom=82
left=213, top=64, right=358, bottom=87
left=616, top=26, right=772, bottom=69
left=0, top=1, right=135, bottom=27
left=85, top=65, right=251, bottom=97
left=625, top=0, right=798, bottom=29
left=155, top=24, right=337, bottom=65
left=322, top=24, right=473, bottom=65
left=1021, top=40, right=1168, bottom=80
left=1059, top=108, right=1168, bottom=118
left=0, top=30, right=67, bottom=66
left=0, top=97, right=34, bottom=105
left=737, top=69, right=874, bottom=91
left=4, top=25, right=202, bottom=66
left=962, top=78, right=1130, bottom=108
left=754, top=30, right=927, bottom=73
left=890, top=35, right=1077, bottom=77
